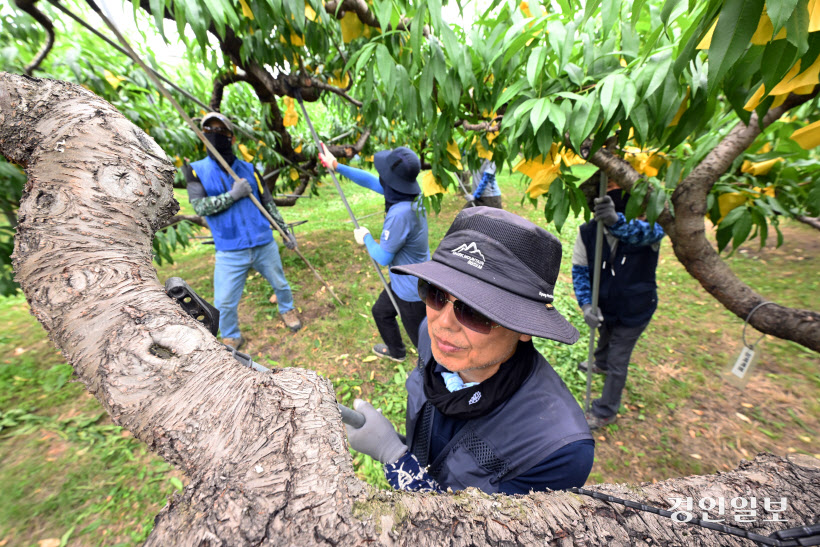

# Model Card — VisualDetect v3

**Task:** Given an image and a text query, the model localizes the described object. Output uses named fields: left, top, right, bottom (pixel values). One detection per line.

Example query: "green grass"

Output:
left=1, top=168, right=819, bottom=544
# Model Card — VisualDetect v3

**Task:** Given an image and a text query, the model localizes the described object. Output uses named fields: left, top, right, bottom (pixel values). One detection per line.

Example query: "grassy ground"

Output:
left=1, top=170, right=818, bottom=545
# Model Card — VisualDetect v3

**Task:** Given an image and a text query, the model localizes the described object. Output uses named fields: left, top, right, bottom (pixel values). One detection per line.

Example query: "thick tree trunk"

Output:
left=2, top=72, right=819, bottom=545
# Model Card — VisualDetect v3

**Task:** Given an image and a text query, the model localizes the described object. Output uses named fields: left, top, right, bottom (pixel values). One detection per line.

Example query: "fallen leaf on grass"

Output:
left=689, top=430, right=696, bottom=439
left=691, top=454, right=702, bottom=460
left=597, top=436, right=606, bottom=442
left=362, top=356, right=377, bottom=363
left=740, top=402, right=753, bottom=409
left=799, top=435, right=812, bottom=443
left=735, top=412, right=751, bottom=423
left=692, top=409, right=704, bottom=416
left=37, top=540, right=60, bottom=547
left=335, top=353, right=349, bottom=362
left=14, top=347, right=26, bottom=355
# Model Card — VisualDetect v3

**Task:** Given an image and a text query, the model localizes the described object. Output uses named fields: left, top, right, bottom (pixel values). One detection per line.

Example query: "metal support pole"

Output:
left=585, top=172, right=608, bottom=413
left=92, top=5, right=342, bottom=306
left=294, top=91, right=403, bottom=321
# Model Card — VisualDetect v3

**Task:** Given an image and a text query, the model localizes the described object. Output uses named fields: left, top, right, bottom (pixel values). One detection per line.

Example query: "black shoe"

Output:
left=585, top=410, right=617, bottom=429
left=578, top=361, right=608, bottom=375
left=373, top=344, right=406, bottom=363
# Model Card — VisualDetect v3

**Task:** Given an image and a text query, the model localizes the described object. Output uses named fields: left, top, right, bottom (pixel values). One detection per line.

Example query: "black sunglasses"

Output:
left=203, top=125, right=232, bottom=137
left=418, top=279, right=500, bottom=335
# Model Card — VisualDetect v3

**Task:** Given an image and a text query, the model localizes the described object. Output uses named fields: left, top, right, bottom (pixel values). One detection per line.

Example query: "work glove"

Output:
left=353, top=226, right=371, bottom=245
left=464, top=193, right=476, bottom=202
left=581, top=304, right=603, bottom=329
left=283, top=231, right=297, bottom=250
left=318, top=142, right=338, bottom=171
left=345, top=399, right=408, bottom=464
left=228, top=178, right=253, bottom=201
left=593, top=195, right=619, bottom=227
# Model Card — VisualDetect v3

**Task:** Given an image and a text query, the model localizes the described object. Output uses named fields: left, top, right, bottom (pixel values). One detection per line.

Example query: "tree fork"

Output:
left=2, top=72, right=819, bottom=544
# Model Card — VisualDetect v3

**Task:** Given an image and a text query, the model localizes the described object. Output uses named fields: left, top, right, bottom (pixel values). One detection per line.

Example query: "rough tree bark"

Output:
left=3, top=72, right=819, bottom=545
left=588, top=91, right=820, bottom=354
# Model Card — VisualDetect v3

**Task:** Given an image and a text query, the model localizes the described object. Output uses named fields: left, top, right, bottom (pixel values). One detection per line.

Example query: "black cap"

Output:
left=374, top=146, right=421, bottom=194
left=391, top=207, right=579, bottom=344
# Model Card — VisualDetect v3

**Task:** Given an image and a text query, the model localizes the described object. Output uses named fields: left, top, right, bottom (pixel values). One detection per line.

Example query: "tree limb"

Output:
left=325, top=0, right=425, bottom=34
left=796, top=215, right=820, bottom=231
left=211, top=71, right=249, bottom=111
left=15, top=0, right=55, bottom=76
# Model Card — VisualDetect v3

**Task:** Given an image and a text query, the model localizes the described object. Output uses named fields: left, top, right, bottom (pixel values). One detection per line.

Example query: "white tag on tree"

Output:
left=722, top=345, right=760, bottom=390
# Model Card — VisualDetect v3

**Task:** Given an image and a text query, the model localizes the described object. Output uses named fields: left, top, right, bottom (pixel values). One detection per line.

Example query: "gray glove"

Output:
left=345, top=399, right=407, bottom=464
left=593, top=195, right=619, bottom=226
left=283, top=231, right=297, bottom=250
left=464, top=193, right=476, bottom=202
left=228, top=178, right=252, bottom=201
left=581, top=304, right=603, bottom=329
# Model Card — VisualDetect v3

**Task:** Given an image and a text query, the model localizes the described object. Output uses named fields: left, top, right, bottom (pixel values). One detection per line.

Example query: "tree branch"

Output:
left=210, top=71, right=249, bottom=111
left=796, top=215, right=820, bottom=231
left=15, top=0, right=55, bottom=76
left=325, top=0, right=424, bottom=34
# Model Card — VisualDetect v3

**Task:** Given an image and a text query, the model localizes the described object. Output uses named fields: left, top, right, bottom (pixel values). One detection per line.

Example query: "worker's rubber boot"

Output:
left=281, top=310, right=302, bottom=332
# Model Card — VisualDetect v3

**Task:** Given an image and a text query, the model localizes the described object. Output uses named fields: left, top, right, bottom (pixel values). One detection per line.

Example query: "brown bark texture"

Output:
left=2, top=72, right=819, bottom=545
left=589, top=94, right=820, bottom=354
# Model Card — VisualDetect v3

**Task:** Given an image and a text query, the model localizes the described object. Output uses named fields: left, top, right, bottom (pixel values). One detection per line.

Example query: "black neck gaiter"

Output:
left=382, top=177, right=418, bottom=212
left=422, top=341, right=536, bottom=420
left=205, top=133, right=237, bottom=167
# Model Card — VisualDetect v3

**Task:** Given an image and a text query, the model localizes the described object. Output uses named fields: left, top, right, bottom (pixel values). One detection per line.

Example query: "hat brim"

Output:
left=374, top=150, right=420, bottom=194
left=391, top=260, right=580, bottom=344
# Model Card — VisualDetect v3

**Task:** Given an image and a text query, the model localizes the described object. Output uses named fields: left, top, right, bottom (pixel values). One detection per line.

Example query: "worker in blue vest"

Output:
left=183, top=112, right=302, bottom=351
left=572, top=181, right=665, bottom=429
left=343, top=207, right=594, bottom=494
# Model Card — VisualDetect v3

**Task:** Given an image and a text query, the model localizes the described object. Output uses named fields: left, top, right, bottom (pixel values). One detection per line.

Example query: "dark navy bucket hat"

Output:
left=391, top=207, right=579, bottom=344
left=374, top=146, right=421, bottom=194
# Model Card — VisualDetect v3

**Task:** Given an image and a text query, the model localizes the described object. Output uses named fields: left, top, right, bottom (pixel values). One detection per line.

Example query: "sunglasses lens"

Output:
left=453, top=301, right=494, bottom=334
left=418, top=280, right=446, bottom=310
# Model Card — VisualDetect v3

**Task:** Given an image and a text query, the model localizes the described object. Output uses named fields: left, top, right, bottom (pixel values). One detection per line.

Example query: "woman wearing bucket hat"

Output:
left=343, top=207, right=594, bottom=494
left=319, top=143, right=430, bottom=363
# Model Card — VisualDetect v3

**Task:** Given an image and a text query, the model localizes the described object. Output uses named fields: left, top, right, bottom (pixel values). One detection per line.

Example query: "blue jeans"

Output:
left=214, top=240, right=294, bottom=339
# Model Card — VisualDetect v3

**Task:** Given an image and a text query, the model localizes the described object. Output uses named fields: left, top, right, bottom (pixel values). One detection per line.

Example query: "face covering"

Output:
left=205, top=133, right=236, bottom=167
left=607, top=187, right=630, bottom=214
left=382, top=177, right=418, bottom=212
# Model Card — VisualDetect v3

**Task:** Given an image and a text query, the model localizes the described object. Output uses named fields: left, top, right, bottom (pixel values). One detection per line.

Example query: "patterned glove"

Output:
left=345, top=399, right=408, bottom=464
left=353, top=227, right=371, bottom=245
left=283, top=231, right=297, bottom=250
left=581, top=304, right=603, bottom=329
left=593, top=195, right=619, bottom=227
left=228, top=178, right=252, bottom=201
left=318, top=142, right=338, bottom=171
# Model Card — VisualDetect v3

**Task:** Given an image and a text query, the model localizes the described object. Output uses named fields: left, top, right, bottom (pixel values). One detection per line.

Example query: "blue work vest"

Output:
left=190, top=157, right=273, bottom=252
left=579, top=221, right=659, bottom=326
left=405, top=321, right=593, bottom=493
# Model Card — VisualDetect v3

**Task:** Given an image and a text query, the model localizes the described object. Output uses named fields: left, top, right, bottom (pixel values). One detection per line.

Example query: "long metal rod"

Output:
left=585, top=172, right=608, bottom=413
left=92, top=4, right=343, bottom=307
left=294, top=91, right=403, bottom=320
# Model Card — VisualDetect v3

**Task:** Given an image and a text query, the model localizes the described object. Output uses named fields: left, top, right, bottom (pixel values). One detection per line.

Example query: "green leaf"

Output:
left=584, top=0, right=602, bottom=24
left=149, top=0, right=167, bottom=42
left=626, top=179, right=649, bottom=219
left=530, top=98, right=551, bottom=133
left=428, top=0, right=442, bottom=30
left=630, top=103, right=649, bottom=145
left=419, top=62, right=434, bottom=101
left=569, top=99, right=591, bottom=152
left=631, top=0, right=649, bottom=27
left=598, top=73, right=622, bottom=124
left=493, top=78, right=529, bottom=111
left=375, top=43, right=393, bottom=83
left=621, top=77, right=638, bottom=117
left=564, top=63, right=584, bottom=86
left=732, top=209, right=753, bottom=249
left=645, top=186, right=666, bottom=225
left=170, top=476, right=184, bottom=491
left=548, top=101, right=568, bottom=135
left=601, top=0, right=619, bottom=36
left=645, top=51, right=672, bottom=97
left=707, top=0, right=765, bottom=91
left=536, top=121, right=554, bottom=158
left=785, top=0, right=810, bottom=54
left=661, top=0, right=686, bottom=25
left=767, top=0, right=800, bottom=35
left=527, top=46, right=544, bottom=88
left=374, top=0, right=393, bottom=34
left=410, top=7, right=426, bottom=60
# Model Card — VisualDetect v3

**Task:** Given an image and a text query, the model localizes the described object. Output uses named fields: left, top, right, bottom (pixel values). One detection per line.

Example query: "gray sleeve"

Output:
left=571, top=230, right=588, bottom=267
